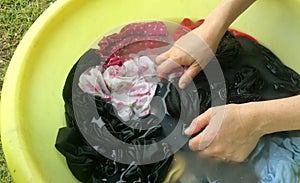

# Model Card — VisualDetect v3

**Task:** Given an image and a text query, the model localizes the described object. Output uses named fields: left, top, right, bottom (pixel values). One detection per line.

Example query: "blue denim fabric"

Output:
left=249, top=131, right=300, bottom=183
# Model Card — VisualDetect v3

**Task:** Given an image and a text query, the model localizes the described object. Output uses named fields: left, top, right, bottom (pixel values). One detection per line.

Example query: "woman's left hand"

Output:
left=185, top=103, right=263, bottom=162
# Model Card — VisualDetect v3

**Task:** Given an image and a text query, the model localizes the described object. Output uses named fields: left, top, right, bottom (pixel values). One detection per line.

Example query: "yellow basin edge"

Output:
left=1, top=0, right=300, bottom=182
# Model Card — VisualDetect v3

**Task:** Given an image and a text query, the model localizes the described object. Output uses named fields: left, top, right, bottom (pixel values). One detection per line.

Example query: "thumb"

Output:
left=196, top=106, right=226, bottom=150
left=185, top=108, right=211, bottom=135
left=178, top=62, right=202, bottom=89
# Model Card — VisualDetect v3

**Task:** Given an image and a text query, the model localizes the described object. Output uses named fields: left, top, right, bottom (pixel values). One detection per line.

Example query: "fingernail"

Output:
left=184, top=125, right=193, bottom=135
left=184, top=128, right=190, bottom=134
left=179, top=82, right=186, bottom=89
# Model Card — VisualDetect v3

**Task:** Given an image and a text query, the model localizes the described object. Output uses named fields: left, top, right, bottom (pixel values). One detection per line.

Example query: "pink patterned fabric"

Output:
left=96, top=21, right=169, bottom=69
left=79, top=56, right=158, bottom=121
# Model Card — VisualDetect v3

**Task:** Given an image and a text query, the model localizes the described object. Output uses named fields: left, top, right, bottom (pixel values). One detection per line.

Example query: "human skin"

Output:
left=185, top=95, right=300, bottom=162
left=157, top=0, right=257, bottom=89
left=156, top=0, right=300, bottom=162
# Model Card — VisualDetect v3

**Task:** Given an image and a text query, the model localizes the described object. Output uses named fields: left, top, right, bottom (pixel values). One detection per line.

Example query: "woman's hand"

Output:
left=156, top=25, right=222, bottom=89
left=155, top=0, right=257, bottom=89
left=185, top=103, right=263, bottom=162
left=156, top=44, right=201, bottom=89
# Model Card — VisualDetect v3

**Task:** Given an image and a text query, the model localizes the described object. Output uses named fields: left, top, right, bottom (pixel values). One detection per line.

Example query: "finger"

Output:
left=155, top=51, right=171, bottom=81
left=189, top=129, right=217, bottom=152
left=185, top=108, right=212, bottom=135
left=175, top=30, right=214, bottom=69
left=199, top=148, right=232, bottom=163
left=178, top=62, right=202, bottom=89
left=156, top=58, right=182, bottom=78
left=155, top=51, right=169, bottom=65
left=188, top=132, right=205, bottom=151
left=157, top=73, right=168, bottom=83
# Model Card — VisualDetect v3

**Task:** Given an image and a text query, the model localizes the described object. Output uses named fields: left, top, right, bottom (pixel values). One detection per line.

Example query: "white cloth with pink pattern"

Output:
left=79, top=56, right=161, bottom=121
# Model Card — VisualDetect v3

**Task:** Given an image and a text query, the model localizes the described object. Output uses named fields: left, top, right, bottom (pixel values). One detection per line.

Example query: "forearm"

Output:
left=244, top=95, right=300, bottom=136
left=193, top=0, right=256, bottom=51
left=205, top=0, right=256, bottom=31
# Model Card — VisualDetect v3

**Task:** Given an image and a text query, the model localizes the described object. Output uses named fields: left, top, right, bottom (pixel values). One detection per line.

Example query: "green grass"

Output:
left=0, top=0, right=56, bottom=182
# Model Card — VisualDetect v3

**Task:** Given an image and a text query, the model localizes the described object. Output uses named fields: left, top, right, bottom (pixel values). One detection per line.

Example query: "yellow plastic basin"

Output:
left=1, top=0, right=300, bottom=182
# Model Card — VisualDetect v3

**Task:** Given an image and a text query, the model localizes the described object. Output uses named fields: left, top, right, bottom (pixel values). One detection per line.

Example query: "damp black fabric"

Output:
left=55, top=31, right=300, bottom=183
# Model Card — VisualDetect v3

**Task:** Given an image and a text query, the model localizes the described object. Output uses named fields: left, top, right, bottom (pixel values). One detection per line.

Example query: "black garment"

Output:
left=55, top=31, right=300, bottom=183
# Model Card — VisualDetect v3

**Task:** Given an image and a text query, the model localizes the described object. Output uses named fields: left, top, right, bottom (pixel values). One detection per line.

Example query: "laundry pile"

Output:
left=55, top=19, right=300, bottom=183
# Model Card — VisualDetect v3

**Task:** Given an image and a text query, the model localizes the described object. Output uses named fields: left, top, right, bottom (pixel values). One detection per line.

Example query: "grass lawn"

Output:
left=0, top=0, right=56, bottom=182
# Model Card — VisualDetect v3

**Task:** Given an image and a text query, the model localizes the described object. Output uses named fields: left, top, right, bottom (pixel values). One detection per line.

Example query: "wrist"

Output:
left=204, top=10, right=230, bottom=34
left=239, top=102, right=266, bottom=138
left=192, top=21, right=226, bottom=53
left=249, top=96, right=300, bottom=134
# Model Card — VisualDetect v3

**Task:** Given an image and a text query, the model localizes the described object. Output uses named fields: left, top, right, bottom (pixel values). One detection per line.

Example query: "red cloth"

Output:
left=173, top=18, right=204, bottom=41
left=96, top=21, right=169, bottom=68
left=228, top=28, right=259, bottom=43
left=174, top=18, right=259, bottom=43
left=96, top=19, right=259, bottom=69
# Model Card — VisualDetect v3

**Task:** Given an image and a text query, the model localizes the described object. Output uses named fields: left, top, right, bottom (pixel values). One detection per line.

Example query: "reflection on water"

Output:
left=57, top=19, right=300, bottom=183
left=177, top=150, right=259, bottom=183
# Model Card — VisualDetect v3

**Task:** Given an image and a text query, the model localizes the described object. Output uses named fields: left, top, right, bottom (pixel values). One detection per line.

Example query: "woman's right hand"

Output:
left=156, top=25, right=221, bottom=89
left=155, top=42, right=201, bottom=89
left=185, top=103, right=263, bottom=162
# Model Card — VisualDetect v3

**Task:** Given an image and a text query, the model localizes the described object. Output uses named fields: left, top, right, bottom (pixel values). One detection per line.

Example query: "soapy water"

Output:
left=177, top=151, right=259, bottom=183
left=58, top=19, right=299, bottom=183
left=72, top=20, right=227, bottom=165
